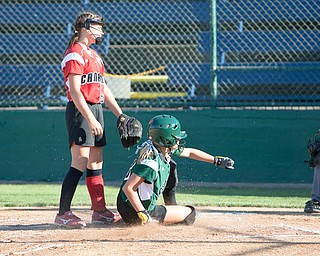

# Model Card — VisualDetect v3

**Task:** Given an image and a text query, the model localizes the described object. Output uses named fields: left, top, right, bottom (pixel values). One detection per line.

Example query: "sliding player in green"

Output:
left=117, top=114, right=234, bottom=225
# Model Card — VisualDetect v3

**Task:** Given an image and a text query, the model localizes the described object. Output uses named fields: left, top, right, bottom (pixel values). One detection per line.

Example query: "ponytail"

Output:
left=65, top=32, right=79, bottom=53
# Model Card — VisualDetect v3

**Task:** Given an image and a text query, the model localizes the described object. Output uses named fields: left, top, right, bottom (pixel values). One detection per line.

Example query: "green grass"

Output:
left=0, top=184, right=311, bottom=208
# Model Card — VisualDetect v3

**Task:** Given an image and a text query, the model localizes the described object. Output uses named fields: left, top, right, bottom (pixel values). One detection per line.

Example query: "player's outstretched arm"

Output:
left=180, top=148, right=234, bottom=170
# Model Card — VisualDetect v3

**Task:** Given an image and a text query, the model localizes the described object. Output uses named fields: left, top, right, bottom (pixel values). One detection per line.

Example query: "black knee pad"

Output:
left=179, top=205, right=196, bottom=225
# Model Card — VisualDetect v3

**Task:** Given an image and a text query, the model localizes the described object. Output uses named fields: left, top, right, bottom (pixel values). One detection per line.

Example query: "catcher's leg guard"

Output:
left=177, top=205, right=196, bottom=225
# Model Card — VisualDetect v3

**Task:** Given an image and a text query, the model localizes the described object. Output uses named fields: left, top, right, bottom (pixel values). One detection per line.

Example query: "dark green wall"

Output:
left=0, top=109, right=318, bottom=184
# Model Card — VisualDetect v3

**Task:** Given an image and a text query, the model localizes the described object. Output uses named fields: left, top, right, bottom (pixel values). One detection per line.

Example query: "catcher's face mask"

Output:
left=84, top=18, right=105, bottom=45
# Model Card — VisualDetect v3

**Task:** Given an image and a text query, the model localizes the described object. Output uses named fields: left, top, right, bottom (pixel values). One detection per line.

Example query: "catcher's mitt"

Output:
left=117, top=114, right=142, bottom=149
left=306, top=130, right=320, bottom=168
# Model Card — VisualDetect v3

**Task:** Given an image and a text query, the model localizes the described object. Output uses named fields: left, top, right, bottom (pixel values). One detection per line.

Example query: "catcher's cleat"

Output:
left=54, top=211, right=86, bottom=228
left=304, top=199, right=320, bottom=213
left=92, top=209, right=122, bottom=224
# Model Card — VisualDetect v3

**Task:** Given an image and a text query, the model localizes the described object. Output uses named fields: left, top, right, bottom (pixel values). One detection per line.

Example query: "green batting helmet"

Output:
left=147, top=115, right=187, bottom=147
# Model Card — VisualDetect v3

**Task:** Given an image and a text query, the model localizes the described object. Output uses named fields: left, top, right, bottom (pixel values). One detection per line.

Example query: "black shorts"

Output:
left=117, top=193, right=167, bottom=225
left=65, top=101, right=107, bottom=147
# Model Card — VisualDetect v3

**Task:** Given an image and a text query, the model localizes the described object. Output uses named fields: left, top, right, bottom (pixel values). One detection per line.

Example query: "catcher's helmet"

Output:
left=147, top=115, right=187, bottom=147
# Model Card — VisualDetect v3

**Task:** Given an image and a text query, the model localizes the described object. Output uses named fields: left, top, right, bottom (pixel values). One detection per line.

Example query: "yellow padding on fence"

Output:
left=130, top=91, right=187, bottom=99
left=105, top=74, right=168, bottom=83
left=105, top=65, right=168, bottom=83
left=130, top=75, right=168, bottom=83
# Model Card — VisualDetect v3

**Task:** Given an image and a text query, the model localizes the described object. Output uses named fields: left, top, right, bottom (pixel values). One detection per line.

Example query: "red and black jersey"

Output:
left=61, top=43, right=105, bottom=104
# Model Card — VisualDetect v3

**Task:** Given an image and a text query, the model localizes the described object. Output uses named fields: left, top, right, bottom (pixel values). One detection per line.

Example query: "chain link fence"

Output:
left=0, top=0, right=319, bottom=109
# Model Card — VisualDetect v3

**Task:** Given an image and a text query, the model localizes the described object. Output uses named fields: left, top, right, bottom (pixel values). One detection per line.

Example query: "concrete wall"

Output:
left=0, top=109, right=318, bottom=184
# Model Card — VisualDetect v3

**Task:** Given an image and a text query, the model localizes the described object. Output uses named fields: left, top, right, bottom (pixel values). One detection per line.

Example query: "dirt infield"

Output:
left=0, top=207, right=319, bottom=256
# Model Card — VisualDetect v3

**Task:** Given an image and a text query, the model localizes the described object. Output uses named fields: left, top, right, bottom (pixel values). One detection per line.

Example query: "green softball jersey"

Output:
left=119, top=140, right=183, bottom=212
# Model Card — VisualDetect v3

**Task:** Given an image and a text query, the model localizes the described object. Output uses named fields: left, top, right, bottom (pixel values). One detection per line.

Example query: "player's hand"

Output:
left=213, top=156, right=234, bottom=170
left=137, top=210, right=152, bottom=225
left=89, top=118, right=103, bottom=136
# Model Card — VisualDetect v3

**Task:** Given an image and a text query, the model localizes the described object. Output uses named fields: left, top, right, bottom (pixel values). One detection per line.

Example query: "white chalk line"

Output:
left=224, top=234, right=320, bottom=239
left=279, top=223, right=320, bottom=235
left=198, top=211, right=255, bottom=217
left=10, top=244, right=64, bottom=255
left=212, top=223, right=320, bottom=240
left=10, top=242, right=85, bottom=255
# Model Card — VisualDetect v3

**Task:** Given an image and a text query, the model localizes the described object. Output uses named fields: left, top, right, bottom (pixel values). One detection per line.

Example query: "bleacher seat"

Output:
left=199, top=30, right=319, bottom=55
left=218, top=0, right=319, bottom=23
left=0, top=64, right=62, bottom=86
left=0, top=2, right=209, bottom=26
left=167, top=62, right=320, bottom=89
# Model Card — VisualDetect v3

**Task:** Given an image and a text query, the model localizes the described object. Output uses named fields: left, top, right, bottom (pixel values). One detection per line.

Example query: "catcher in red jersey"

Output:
left=55, top=11, right=141, bottom=228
